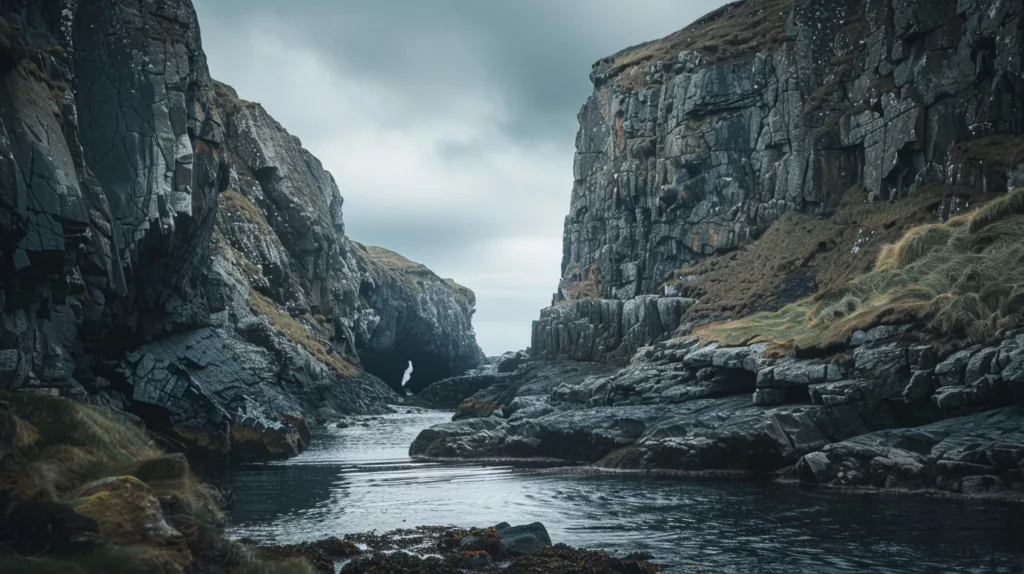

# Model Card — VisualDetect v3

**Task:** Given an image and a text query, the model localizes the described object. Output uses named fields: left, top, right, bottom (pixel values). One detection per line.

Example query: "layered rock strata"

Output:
left=535, top=0, right=1024, bottom=362
left=0, top=0, right=482, bottom=461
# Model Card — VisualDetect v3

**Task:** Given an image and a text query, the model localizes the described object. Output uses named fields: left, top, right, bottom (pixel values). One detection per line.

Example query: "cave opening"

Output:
left=358, top=339, right=461, bottom=396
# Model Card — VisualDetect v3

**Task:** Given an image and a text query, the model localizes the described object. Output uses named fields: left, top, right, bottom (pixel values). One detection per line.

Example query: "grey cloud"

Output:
left=191, top=0, right=730, bottom=354
left=195, top=0, right=729, bottom=144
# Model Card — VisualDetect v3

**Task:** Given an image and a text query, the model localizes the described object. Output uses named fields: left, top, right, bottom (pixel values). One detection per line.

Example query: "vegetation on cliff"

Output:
left=699, top=187, right=1024, bottom=355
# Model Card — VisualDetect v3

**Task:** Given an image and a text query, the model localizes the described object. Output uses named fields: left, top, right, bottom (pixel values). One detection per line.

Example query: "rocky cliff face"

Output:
left=536, top=0, right=1024, bottom=362
left=353, top=245, right=485, bottom=394
left=412, top=0, right=1024, bottom=498
left=0, top=0, right=482, bottom=462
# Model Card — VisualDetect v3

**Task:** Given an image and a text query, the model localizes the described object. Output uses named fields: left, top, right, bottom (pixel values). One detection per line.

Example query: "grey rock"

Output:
left=0, top=0, right=482, bottom=463
left=903, top=370, right=937, bottom=402
left=535, top=0, right=1024, bottom=357
left=353, top=245, right=484, bottom=393
left=853, top=344, right=910, bottom=385
left=935, top=347, right=980, bottom=388
left=495, top=522, right=552, bottom=556
left=849, top=325, right=911, bottom=347
left=531, top=296, right=695, bottom=362
left=797, top=406, right=1024, bottom=493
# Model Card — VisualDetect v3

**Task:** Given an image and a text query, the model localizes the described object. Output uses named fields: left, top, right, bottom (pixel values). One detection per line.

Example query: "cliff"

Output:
left=414, top=0, right=1024, bottom=498
left=353, top=244, right=486, bottom=394
left=0, top=0, right=482, bottom=462
left=534, top=0, right=1024, bottom=362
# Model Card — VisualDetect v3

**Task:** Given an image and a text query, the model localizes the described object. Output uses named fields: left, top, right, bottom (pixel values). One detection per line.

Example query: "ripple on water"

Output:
left=225, top=411, right=1024, bottom=574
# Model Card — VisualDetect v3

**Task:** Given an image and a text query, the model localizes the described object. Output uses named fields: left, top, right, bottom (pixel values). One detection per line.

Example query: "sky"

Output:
left=192, top=0, right=730, bottom=356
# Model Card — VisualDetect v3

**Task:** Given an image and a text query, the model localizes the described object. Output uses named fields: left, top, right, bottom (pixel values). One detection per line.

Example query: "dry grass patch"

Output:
left=560, top=264, right=601, bottom=303
left=698, top=188, right=1024, bottom=354
left=607, top=0, right=793, bottom=90
left=1, top=394, right=160, bottom=502
left=673, top=185, right=954, bottom=321
left=220, top=190, right=272, bottom=234
left=362, top=245, right=432, bottom=275
left=950, top=135, right=1024, bottom=174
left=0, top=394, right=318, bottom=574
left=250, top=292, right=357, bottom=376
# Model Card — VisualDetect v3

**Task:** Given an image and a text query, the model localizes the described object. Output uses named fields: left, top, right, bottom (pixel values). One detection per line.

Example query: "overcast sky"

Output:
left=192, top=0, right=729, bottom=356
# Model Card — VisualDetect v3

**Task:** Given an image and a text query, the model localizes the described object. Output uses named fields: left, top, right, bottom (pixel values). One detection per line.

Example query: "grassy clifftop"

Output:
left=595, top=0, right=793, bottom=89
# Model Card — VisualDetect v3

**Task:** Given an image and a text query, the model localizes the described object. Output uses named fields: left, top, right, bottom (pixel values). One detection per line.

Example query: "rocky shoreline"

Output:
left=252, top=522, right=660, bottom=574
left=409, top=324, right=1024, bottom=499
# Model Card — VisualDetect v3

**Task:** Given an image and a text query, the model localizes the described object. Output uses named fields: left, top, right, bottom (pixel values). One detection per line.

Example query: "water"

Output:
left=225, top=411, right=1024, bottom=573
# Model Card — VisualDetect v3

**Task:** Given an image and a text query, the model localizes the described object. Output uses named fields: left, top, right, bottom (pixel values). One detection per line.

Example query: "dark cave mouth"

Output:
left=359, top=344, right=462, bottom=395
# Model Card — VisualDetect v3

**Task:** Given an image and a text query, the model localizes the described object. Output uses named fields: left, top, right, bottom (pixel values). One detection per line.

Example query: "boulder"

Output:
left=71, top=476, right=183, bottom=546
left=495, top=522, right=552, bottom=556
left=453, top=399, right=503, bottom=421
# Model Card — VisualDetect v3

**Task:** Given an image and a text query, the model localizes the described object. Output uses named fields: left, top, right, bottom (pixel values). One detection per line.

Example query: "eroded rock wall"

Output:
left=354, top=245, right=485, bottom=394
left=0, top=0, right=482, bottom=461
left=0, top=0, right=226, bottom=401
left=536, top=0, right=1024, bottom=361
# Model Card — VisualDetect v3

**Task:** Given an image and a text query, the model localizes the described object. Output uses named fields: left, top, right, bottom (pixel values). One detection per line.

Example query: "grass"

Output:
left=356, top=243, right=478, bottom=308
left=220, top=190, right=272, bottom=234
left=560, top=264, right=601, bottom=303
left=697, top=188, right=1024, bottom=354
left=361, top=245, right=433, bottom=275
left=1, top=394, right=160, bottom=501
left=671, top=185, right=954, bottom=321
left=950, top=135, right=1024, bottom=174
left=444, top=278, right=476, bottom=308
left=0, top=394, right=317, bottom=574
left=250, top=291, right=357, bottom=376
left=605, top=0, right=793, bottom=91
left=213, top=80, right=253, bottom=116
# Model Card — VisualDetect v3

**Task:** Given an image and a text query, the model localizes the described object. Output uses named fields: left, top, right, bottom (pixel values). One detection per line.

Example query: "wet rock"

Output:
left=796, top=406, right=1024, bottom=493
left=458, top=528, right=507, bottom=560
left=495, top=522, right=553, bottom=556
left=229, top=418, right=305, bottom=462
left=410, top=372, right=511, bottom=409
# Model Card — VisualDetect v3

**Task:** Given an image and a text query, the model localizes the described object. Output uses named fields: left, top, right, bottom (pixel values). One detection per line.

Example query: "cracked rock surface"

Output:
left=414, top=327, right=1024, bottom=495
left=535, top=0, right=1024, bottom=362
left=423, top=0, right=1023, bottom=496
left=0, top=0, right=481, bottom=462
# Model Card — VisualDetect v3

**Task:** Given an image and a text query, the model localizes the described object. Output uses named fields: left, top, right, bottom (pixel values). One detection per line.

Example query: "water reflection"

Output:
left=225, top=411, right=1024, bottom=573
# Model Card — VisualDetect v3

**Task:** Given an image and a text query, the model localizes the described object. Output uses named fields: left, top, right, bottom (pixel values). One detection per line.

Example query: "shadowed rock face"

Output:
left=0, top=0, right=226, bottom=397
left=0, top=0, right=481, bottom=461
left=535, top=0, right=1024, bottom=362
left=353, top=245, right=485, bottom=394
